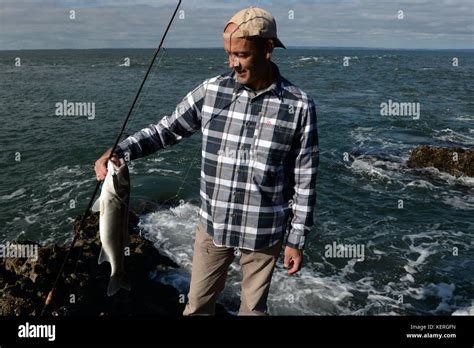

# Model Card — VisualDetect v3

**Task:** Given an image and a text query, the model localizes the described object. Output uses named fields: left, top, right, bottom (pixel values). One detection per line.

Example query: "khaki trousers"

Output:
left=183, top=223, right=282, bottom=316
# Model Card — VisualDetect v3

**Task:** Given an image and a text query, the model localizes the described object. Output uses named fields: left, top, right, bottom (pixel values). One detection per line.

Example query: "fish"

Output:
left=92, top=158, right=131, bottom=296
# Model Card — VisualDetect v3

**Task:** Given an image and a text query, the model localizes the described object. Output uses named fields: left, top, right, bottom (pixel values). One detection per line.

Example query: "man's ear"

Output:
left=265, top=39, right=275, bottom=60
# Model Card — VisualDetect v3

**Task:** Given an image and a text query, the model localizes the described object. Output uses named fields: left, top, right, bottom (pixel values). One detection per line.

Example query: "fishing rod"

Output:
left=40, top=0, right=182, bottom=316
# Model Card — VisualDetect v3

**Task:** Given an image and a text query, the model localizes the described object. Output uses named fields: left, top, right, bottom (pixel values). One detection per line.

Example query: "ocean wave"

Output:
left=24, top=213, right=40, bottom=224
left=454, top=115, right=474, bottom=122
left=452, top=303, right=474, bottom=315
left=137, top=202, right=471, bottom=315
left=365, top=54, right=398, bottom=59
left=350, top=127, right=374, bottom=145
left=402, top=232, right=439, bottom=275
left=349, top=153, right=474, bottom=190
left=350, top=127, right=412, bottom=151
left=299, top=56, right=319, bottom=62
left=350, top=159, right=392, bottom=180
left=442, top=195, right=474, bottom=210
left=0, top=188, right=27, bottom=201
left=414, top=167, right=474, bottom=187
left=145, top=168, right=181, bottom=175
left=434, top=128, right=474, bottom=145
left=406, top=179, right=436, bottom=189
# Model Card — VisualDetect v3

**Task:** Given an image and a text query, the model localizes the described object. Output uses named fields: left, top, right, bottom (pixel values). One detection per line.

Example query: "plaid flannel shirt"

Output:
left=115, top=63, right=319, bottom=250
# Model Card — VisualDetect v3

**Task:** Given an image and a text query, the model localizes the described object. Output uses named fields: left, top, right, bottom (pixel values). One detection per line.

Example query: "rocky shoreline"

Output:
left=0, top=210, right=183, bottom=316
left=0, top=209, right=229, bottom=316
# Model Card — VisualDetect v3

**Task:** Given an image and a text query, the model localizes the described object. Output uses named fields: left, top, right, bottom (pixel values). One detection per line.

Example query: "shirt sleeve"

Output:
left=286, top=99, right=319, bottom=250
left=114, top=80, right=207, bottom=161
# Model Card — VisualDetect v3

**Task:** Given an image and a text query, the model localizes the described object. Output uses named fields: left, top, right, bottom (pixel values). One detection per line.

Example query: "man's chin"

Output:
left=236, top=75, right=253, bottom=86
left=236, top=77, right=247, bottom=84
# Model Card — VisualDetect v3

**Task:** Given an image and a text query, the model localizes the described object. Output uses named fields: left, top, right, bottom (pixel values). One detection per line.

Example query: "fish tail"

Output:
left=107, top=272, right=131, bottom=297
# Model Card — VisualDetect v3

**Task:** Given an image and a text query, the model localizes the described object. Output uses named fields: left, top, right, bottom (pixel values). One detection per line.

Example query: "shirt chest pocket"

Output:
left=254, top=117, right=296, bottom=145
left=252, top=118, right=297, bottom=166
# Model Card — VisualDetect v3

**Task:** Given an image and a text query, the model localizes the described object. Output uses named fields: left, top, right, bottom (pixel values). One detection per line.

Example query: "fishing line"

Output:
left=126, top=48, right=168, bottom=138
left=128, top=17, right=257, bottom=213
left=61, top=49, right=169, bottom=307
left=40, top=0, right=182, bottom=316
left=144, top=87, right=246, bottom=214
left=150, top=17, right=266, bottom=212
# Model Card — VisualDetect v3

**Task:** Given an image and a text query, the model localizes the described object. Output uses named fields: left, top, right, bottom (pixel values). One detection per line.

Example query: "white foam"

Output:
left=141, top=210, right=362, bottom=315
left=139, top=203, right=361, bottom=315
left=268, top=264, right=355, bottom=315
left=146, top=157, right=164, bottom=163
left=413, top=167, right=474, bottom=187
left=373, top=249, right=387, bottom=256
left=138, top=203, right=469, bottom=315
left=455, top=115, right=474, bottom=122
left=434, top=128, right=474, bottom=145
left=139, top=202, right=199, bottom=268
left=400, top=274, right=415, bottom=283
left=145, top=168, right=181, bottom=175
left=442, top=195, right=474, bottom=210
left=350, top=159, right=391, bottom=180
left=403, top=233, right=438, bottom=275
left=452, top=302, right=474, bottom=315
left=0, top=188, right=27, bottom=201
left=24, top=214, right=39, bottom=224
left=299, top=56, right=319, bottom=62
left=350, top=127, right=374, bottom=145
left=406, top=180, right=436, bottom=189
left=44, top=191, right=72, bottom=205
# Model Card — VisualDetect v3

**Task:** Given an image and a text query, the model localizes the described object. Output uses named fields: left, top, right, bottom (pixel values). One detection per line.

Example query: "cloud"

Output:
left=0, top=0, right=473, bottom=50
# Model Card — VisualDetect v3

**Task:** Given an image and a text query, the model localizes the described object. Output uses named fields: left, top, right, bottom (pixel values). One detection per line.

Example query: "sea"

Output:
left=0, top=48, right=473, bottom=315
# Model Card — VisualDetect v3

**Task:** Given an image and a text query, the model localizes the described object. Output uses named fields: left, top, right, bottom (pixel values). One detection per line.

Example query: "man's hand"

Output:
left=94, top=148, right=120, bottom=181
left=284, top=246, right=303, bottom=275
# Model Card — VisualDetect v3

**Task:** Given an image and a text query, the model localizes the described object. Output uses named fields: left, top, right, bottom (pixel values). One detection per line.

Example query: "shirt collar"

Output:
left=232, top=62, right=284, bottom=100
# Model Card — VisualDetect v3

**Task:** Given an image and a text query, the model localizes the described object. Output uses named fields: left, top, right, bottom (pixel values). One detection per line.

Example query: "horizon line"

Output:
left=1, top=46, right=473, bottom=52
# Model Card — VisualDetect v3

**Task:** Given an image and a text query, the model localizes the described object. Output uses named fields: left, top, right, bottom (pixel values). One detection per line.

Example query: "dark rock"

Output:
left=134, top=200, right=161, bottom=215
left=407, top=145, right=474, bottom=177
left=0, top=210, right=230, bottom=316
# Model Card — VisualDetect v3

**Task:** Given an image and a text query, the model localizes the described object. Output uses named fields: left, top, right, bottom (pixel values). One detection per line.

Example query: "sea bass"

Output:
left=92, top=159, right=131, bottom=296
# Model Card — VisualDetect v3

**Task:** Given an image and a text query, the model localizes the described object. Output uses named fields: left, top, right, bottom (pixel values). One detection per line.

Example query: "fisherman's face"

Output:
left=224, top=23, right=272, bottom=89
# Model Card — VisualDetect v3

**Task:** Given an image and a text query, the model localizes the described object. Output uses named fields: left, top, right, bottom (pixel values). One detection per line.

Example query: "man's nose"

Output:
left=229, top=57, right=240, bottom=69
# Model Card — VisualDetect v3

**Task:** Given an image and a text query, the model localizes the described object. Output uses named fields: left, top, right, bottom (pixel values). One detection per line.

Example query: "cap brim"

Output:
left=273, top=37, right=286, bottom=49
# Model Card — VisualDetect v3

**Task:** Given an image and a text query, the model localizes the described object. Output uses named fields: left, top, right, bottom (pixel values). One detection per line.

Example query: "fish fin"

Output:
left=98, top=247, right=110, bottom=265
left=107, top=272, right=131, bottom=297
left=91, top=197, right=101, bottom=212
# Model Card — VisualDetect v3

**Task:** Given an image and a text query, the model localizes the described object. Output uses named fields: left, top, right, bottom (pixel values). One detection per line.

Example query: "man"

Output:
left=95, top=7, right=319, bottom=315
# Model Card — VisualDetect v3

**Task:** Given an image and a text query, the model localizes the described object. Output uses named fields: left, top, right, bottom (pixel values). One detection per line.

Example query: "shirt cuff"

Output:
left=114, top=143, right=129, bottom=160
left=286, top=231, right=306, bottom=250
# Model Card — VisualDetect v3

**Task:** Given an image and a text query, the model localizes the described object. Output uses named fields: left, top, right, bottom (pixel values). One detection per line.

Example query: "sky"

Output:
left=0, top=0, right=473, bottom=50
